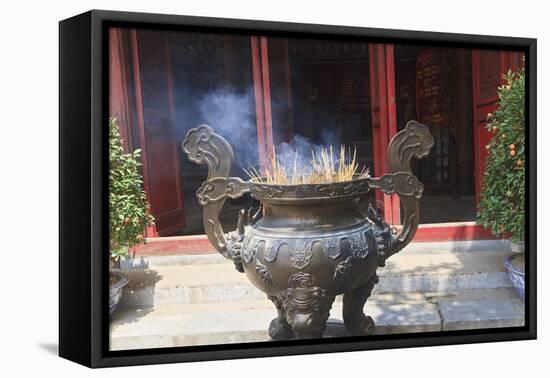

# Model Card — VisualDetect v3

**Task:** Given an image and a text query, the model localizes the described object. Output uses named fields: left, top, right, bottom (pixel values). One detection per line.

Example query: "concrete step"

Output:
left=121, top=240, right=514, bottom=307
left=110, top=288, right=524, bottom=351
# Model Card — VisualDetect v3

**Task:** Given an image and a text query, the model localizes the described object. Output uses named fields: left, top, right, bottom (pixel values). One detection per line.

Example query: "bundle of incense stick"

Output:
left=245, top=145, right=369, bottom=185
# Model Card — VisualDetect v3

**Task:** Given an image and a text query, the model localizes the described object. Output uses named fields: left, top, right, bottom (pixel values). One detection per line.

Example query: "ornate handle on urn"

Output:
left=181, top=125, right=250, bottom=261
left=368, top=120, right=435, bottom=265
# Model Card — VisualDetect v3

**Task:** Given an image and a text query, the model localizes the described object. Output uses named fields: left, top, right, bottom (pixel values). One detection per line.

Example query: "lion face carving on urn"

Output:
left=182, top=121, right=434, bottom=340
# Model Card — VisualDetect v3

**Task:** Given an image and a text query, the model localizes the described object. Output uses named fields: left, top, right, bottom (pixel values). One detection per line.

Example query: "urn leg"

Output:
left=279, top=287, right=335, bottom=339
left=342, top=275, right=378, bottom=336
left=267, top=295, right=294, bottom=341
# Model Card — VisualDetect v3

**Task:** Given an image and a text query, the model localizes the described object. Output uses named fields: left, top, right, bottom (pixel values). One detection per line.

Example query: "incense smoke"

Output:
left=194, top=88, right=347, bottom=176
left=197, top=87, right=258, bottom=169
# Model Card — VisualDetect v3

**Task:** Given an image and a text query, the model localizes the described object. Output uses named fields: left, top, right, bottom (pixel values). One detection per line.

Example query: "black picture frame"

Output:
left=59, top=9, right=537, bottom=368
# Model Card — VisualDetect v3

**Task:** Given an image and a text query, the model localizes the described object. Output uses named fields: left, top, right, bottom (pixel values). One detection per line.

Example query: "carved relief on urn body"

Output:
left=182, top=121, right=434, bottom=340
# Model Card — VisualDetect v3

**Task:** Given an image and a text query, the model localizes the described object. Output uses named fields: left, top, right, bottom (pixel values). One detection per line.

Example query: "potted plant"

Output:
left=478, top=66, right=525, bottom=300
left=109, top=118, right=155, bottom=314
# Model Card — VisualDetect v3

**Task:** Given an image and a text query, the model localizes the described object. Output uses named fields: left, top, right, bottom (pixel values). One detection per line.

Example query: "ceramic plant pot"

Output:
left=109, top=270, right=129, bottom=315
left=504, top=242, right=525, bottom=301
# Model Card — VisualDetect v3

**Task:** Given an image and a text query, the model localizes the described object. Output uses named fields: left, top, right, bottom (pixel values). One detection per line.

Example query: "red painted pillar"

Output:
left=368, top=43, right=400, bottom=224
left=251, top=36, right=274, bottom=173
left=129, top=30, right=158, bottom=238
left=109, top=28, right=134, bottom=151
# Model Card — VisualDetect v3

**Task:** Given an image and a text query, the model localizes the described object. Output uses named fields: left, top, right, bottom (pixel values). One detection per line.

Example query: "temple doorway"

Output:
left=395, top=45, right=477, bottom=223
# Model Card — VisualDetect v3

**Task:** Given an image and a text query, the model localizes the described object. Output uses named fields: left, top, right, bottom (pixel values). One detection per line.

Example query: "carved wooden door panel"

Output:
left=415, top=49, right=458, bottom=195
left=368, top=43, right=399, bottom=224
left=472, top=50, right=523, bottom=204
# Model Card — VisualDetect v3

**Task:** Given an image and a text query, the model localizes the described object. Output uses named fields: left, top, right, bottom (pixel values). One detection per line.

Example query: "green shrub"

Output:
left=478, top=68, right=525, bottom=242
left=109, top=118, right=154, bottom=260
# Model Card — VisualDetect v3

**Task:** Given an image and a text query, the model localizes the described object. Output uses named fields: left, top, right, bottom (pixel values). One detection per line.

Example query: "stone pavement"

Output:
left=110, top=240, right=525, bottom=351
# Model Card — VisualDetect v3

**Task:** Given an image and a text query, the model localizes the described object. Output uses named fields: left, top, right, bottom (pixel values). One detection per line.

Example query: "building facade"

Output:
left=109, top=28, right=524, bottom=254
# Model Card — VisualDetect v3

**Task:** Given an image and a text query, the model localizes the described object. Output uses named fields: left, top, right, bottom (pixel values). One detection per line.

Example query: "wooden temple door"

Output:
left=368, top=43, right=400, bottom=224
left=109, top=29, right=186, bottom=237
left=132, top=30, right=186, bottom=236
left=472, top=50, right=523, bottom=204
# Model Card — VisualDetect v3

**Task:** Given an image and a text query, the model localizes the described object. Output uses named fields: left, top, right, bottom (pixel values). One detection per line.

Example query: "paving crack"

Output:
left=426, top=296, right=444, bottom=331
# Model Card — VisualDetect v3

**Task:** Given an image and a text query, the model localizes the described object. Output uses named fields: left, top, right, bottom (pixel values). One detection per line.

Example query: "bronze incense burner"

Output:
left=182, top=121, right=434, bottom=339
